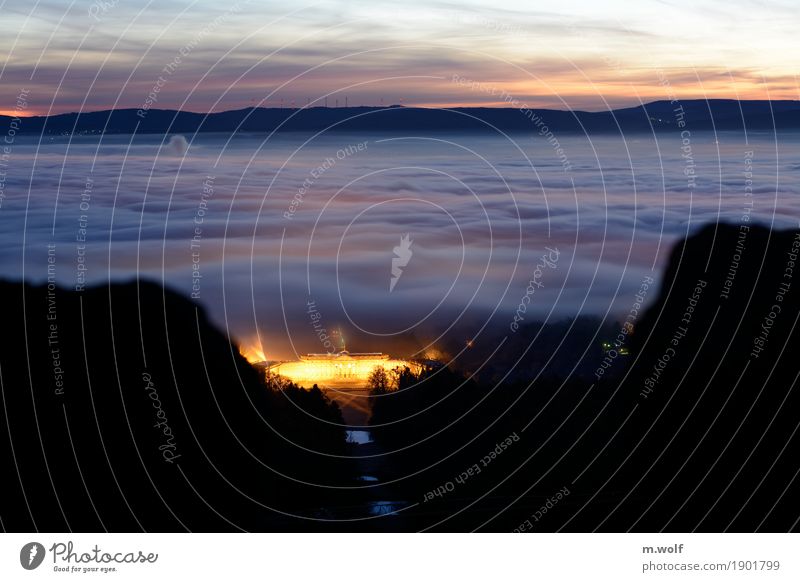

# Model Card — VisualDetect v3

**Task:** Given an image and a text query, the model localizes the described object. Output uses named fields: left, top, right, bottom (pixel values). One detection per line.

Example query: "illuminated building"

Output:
left=266, top=351, right=421, bottom=389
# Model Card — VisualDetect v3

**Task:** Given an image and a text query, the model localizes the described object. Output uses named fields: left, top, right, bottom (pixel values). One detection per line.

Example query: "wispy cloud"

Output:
left=0, top=0, right=797, bottom=115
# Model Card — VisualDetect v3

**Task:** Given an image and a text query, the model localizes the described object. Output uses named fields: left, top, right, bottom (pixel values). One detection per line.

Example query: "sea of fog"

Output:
left=1, top=129, right=798, bottom=359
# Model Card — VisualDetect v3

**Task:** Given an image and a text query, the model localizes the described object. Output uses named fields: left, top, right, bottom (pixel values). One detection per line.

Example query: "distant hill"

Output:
left=2, top=100, right=799, bottom=135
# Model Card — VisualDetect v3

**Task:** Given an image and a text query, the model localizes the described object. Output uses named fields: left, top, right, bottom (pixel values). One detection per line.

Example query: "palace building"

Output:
left=266, top=351, right=421, bottom=389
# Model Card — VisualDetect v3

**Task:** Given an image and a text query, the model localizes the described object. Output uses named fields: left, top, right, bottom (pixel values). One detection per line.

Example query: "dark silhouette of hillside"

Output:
left=603, top=223, right=800, bottom=531
left=0, top=281, right=356, bottom=532
left=367, top=224, right=800, bottom=531
left=2, top=100, right=799, bottom=135
left=2, top=223, right=799, bottom=532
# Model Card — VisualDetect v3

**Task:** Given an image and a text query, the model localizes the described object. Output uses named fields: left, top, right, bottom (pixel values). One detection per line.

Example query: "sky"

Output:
left=0, top=0, right=797, bottom=116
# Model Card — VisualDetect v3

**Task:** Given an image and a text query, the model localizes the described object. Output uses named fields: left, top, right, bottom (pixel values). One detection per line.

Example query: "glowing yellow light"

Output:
left=239, top=340, right=267, bottom=364
left=267, top=352, right=421, bottom=389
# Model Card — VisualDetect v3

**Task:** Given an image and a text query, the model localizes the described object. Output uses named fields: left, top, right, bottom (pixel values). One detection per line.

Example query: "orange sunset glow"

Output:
left=1, top=1, right=796, bottom=114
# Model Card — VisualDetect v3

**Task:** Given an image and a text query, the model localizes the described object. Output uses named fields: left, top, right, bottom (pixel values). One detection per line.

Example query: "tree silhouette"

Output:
left=367, top=366, right=390, bottom=393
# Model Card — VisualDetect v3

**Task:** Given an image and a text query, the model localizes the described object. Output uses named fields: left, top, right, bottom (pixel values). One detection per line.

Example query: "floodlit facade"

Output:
left=267, top=351, right=420, bottom=389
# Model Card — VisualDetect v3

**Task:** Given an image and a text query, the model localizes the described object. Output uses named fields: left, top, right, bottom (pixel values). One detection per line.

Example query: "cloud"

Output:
left=1, top=1, right=797, bottom=114
left=2, top=127, right=799, bottom=359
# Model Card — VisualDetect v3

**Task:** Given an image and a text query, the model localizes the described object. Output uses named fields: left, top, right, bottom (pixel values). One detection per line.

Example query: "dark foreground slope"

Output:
left=1, top=223, right=799, bottom=532
left=606, top=223, right=800, bottom=531
left=0, top=281, right=353, bottom=532
left=367, top=224, right=800, bottom=531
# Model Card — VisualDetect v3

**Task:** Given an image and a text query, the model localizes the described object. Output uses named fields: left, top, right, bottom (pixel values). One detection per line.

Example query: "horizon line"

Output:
left=3, top=98, right=799, bottom=119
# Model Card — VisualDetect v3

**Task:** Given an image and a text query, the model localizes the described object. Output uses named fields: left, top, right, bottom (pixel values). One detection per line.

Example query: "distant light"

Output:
left=239, top=341, right=267, bottom=363
left=601, top=341, right=630, bottom=356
